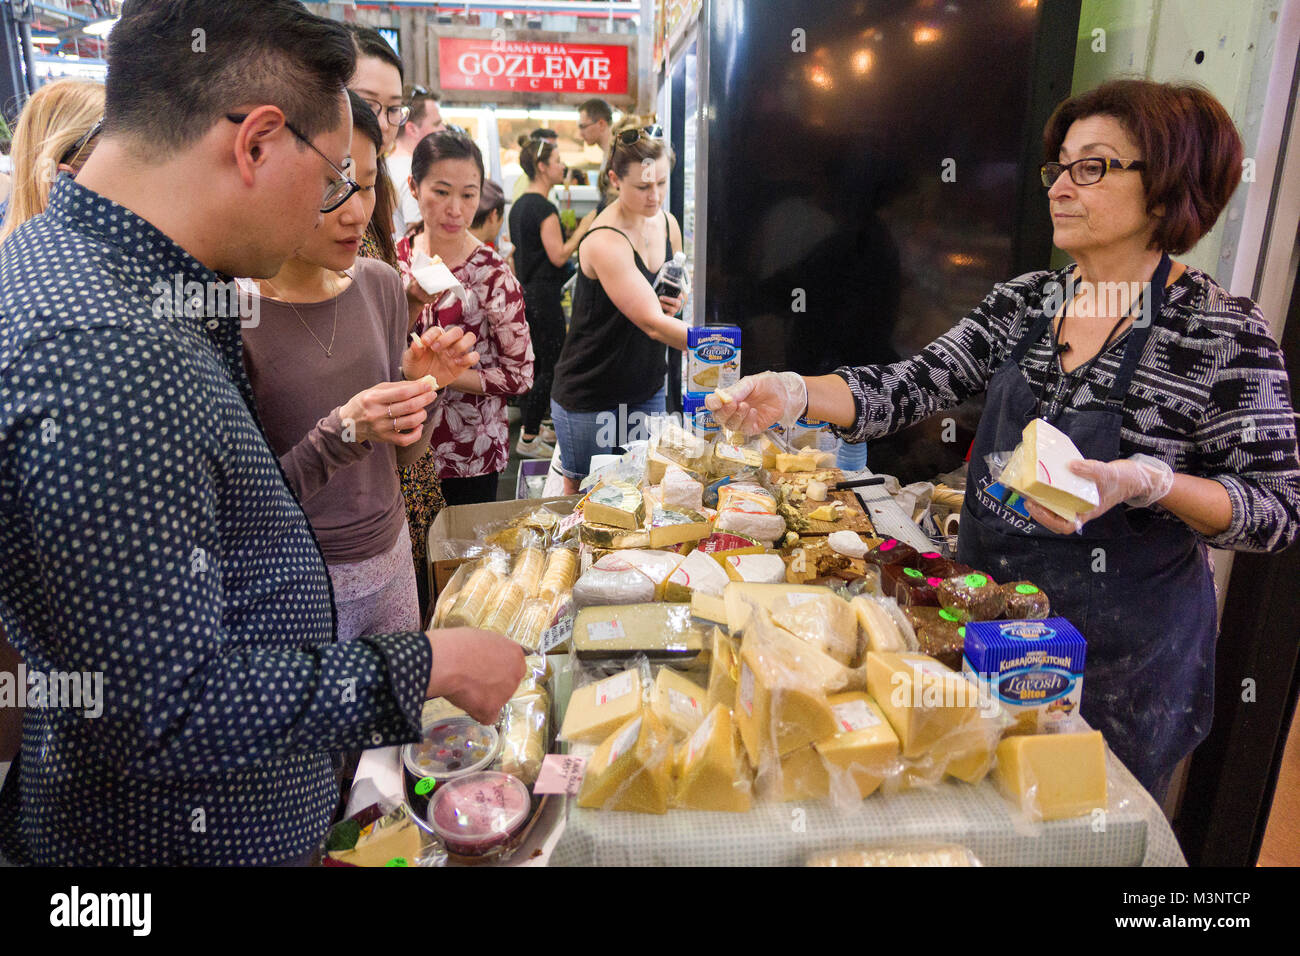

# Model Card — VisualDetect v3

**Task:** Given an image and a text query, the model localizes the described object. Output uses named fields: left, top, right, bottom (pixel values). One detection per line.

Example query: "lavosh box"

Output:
left=681, top=393, right=720, bottom=437
left=684, top=325, right=742, bottom=396
left=962, top=618, right=1087, bottom=735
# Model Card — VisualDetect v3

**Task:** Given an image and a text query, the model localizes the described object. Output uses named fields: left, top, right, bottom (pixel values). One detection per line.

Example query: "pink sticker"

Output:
left=880, top=539, right=896, bottom=551
left=533, top=754, right=588, bottom=796
left=927, top=577, right=943, bottom=587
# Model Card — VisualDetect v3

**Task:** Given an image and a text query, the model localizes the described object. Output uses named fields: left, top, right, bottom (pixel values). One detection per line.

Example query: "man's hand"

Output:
left=340, top=380, right=437, bottom=446
left=425, top=627, right=526, bottom=725
left=402, top=325, right=479, bottom=385
left=704, top=370, right=808, bottom=436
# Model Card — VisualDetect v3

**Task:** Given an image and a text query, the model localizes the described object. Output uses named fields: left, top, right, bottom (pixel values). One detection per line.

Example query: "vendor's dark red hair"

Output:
left=1044, top=79, right=1243, bottom=255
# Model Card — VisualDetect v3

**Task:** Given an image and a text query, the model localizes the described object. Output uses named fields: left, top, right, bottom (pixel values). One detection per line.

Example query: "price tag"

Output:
left=539, top=615, right=574, bottom=655
left=533, top=754, right=588, bottom=796
left=587, top=618, right=627, bottom=642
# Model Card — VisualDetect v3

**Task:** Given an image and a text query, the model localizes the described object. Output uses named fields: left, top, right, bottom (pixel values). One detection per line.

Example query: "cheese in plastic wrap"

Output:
left=767, top=591, right=860, bottom=666
left=660, top=463, right=705, bottom=513
left=806, top=843, right=982, bottom=867
left=537, top=548, right=578, bottom=603
left=478, top=580, right=527, bottom=636
left=443, top=564, right=500, bottom=628
left=510, top=547, right=545, bottom=598
left=572, top=553, right=658, bottom=607
left=508, top=597, right=554, bottom=652
left=673, top=704, right=753, bottom=812
left=576, top=710, right=675, bottom=814
left=498, top=685, right=550, bottom=786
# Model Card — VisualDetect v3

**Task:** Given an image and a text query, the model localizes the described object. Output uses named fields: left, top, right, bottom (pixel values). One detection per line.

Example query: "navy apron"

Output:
left=958, top=254, right=1217, bottom=798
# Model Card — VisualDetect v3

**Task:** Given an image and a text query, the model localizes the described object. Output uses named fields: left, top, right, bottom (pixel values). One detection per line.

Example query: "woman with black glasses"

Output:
left=550, top=123, right=689, bottom=491
left=707, top=80, right=1300, bottom=803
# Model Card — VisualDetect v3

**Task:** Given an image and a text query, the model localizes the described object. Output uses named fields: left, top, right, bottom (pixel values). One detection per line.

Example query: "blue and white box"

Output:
left=681, top=393, right=720, bottom=436
left=963, top=618, right=1087, bottom=734
left=684, top=325, right=742, bottom=396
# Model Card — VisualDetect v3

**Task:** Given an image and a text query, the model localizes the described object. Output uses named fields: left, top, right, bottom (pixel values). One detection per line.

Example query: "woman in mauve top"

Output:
left=242, top=93, right=478, bottom=641
left=397, top=130, right=534, bottom=506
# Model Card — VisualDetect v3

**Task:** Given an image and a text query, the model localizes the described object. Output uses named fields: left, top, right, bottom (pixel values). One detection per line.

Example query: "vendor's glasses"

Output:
left=60, top=117, right=103, bottom=168
left=618, top=124, right=665, bottom=146
left=1040, top=157, right=1146, bottom=187
left=226, top=113, right=360, bottom=213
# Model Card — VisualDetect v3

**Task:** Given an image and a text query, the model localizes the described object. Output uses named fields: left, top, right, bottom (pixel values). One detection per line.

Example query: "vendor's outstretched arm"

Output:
left=805, top=374, right=858, bottom=429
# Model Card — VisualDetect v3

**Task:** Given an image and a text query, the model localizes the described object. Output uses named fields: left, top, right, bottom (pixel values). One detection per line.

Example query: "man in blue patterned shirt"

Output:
left=0, top=0, right=524, bottom=865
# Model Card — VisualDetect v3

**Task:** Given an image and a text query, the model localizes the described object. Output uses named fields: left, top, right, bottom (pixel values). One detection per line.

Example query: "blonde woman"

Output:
left=0, top=80, right=103, bottom=243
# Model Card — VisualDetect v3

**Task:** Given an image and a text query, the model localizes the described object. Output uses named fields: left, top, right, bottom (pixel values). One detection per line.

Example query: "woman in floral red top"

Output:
left=398, top=131, right=534, bottom=506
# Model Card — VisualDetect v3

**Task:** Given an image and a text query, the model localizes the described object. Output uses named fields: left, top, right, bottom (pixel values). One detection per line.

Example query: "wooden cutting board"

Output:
left=767, top=468, right=875, bottom=536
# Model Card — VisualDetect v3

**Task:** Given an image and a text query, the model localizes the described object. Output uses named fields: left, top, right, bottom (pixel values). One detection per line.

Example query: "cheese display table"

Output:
left=549, top=748, right=1185, bottom=867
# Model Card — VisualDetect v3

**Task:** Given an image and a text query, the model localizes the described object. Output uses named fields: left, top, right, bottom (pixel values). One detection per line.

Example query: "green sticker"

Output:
left=414, top=776, right=438, bottom=796
left=939, top=609, right=961, bottom=623
left=1015, top=584, right=1040, bottom=595
left=964, top=574, right=988, bottom=588
left=958, top=626, right=966, bottom=638
left=385, top=857, right=409, bottom=867
left=903, top=567, right=923, bottom=578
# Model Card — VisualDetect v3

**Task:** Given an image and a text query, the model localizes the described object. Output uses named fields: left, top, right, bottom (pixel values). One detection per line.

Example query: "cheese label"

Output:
left=667, top=687, right=702, bottom=720
left=539, top=615, right=574, bottom=654
left=595, top=671, right=636, bottom=706
left=686, top=708, right=716, bottom=765
left=608, top=716, right=643, bottom=764
left=832, top=699, right=883, bottom=733
left=587, top=618, right=628, bottom=643
left=738, top=662, right=755, bottom=717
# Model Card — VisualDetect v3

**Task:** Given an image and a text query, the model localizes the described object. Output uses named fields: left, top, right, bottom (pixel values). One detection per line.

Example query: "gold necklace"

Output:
left=262, top=272, right=350, bottom=358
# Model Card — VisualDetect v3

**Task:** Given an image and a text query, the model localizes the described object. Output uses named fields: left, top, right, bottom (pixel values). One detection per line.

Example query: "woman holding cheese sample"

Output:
left=242, top=93, right=480, bottom=641
left=706, top=80, right=1300, bottom=799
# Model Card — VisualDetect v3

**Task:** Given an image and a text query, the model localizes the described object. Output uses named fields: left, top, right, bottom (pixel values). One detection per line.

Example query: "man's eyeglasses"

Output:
left=363, top=98, right=411, bottom=127
left=618, top=124, right=665, bottom=147
left=60, top=117, right=103, bottom=169
left=1040, top=157, right=1146, bottom=188
left=226, top=113, right=360, bottom=213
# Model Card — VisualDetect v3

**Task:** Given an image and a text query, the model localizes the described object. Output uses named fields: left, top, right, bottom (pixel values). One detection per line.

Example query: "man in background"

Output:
left=389, top=91, right=446, bottom=238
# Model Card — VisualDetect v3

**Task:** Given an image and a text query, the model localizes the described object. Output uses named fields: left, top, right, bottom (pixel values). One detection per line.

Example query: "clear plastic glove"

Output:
left=704, top=371, right=808, bottom=436
left=1024, top=454, right=1175, bottom=535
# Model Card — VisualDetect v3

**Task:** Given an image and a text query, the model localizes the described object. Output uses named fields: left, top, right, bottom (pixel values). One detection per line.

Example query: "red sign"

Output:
left=438, top=38, right=629, bottom=95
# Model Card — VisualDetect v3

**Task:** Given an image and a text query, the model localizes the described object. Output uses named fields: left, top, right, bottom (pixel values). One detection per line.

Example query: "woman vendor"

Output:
left=706, top=79, right=1300, bottom=800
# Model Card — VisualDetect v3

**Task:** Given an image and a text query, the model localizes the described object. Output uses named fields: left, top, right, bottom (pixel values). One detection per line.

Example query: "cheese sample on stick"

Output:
left=994, top=730, right=1108, bottom=821
left=558, top=667, right=644, bottom=743
left=813, top=693, right=900, bottom=799
left=1000, top=417, right=1100, bottom=522
left=650, top=668, right=707, bottom=739
left=577, top=711, right=674, bottom=814
left=674, top=705, right=752, bottom=812
left=734, top=611, right=839, bottom=762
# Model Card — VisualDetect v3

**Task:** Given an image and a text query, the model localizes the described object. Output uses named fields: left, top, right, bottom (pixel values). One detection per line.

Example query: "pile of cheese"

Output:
left=559, top=581, right=1108, bottom=822
left=433, top=547, right=578, bottom=652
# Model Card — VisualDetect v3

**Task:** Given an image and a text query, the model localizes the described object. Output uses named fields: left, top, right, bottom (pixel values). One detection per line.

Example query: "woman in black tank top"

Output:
left=550, top=127, right=690, bottom=493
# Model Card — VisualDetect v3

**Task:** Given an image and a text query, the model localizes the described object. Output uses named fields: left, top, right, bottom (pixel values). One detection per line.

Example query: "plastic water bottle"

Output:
left=654, top=252, right=689, bottom=300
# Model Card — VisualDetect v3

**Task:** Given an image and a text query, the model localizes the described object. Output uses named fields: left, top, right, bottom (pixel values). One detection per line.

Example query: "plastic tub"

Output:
left=402, top=716, right=500, bottom=821
left=428, top=771, right=532, bottom=858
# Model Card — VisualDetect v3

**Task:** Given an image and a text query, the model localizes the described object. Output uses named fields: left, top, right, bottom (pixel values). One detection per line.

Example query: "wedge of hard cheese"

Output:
left=993, top=730, right=1108, bottom=821
left=674, top=704, right=753, bottom=812
left=577, top=710, right=673, bottom=814
left=1001, top=418, right=1100, bottom=522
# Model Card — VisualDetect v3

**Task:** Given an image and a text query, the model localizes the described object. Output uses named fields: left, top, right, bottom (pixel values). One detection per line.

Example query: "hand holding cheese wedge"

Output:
left=1003, top=418, right=1175, bottom=533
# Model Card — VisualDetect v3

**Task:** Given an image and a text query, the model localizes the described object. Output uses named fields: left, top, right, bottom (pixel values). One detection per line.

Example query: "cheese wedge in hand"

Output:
left=1000, top=418, right=1100, bottom=522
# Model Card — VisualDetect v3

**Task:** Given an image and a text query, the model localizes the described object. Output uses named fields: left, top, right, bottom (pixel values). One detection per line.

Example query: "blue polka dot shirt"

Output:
left=0, top=178, right=432, bottom=865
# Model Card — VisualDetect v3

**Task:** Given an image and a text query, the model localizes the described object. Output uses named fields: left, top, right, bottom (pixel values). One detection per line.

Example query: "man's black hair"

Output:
left=578, top=99, right=613, bottom=124
left=530, top=128, right=559, bottom=142
left=108, top=1, right=355, bottom=152
left=345, top=23, right=404, bottom=83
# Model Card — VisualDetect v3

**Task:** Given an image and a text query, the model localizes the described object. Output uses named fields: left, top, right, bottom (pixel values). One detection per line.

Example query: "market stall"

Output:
left=335, top=402, right=1187, bottom=867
